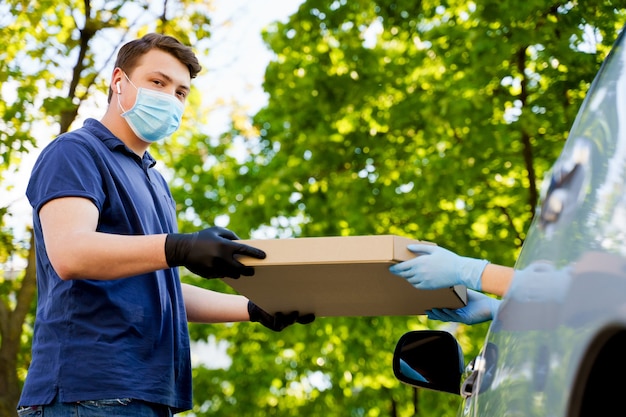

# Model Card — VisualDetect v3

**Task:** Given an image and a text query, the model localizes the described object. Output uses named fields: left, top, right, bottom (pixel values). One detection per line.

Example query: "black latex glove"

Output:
left=165, top=226, right=266, bottom=279
left=248, top=301, right=316, bottom=332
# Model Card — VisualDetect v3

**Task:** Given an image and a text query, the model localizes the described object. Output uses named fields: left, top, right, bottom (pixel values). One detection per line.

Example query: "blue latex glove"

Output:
left=426, top=290, right=501, bottom=325
left=389, top=244, right=489, bottom=291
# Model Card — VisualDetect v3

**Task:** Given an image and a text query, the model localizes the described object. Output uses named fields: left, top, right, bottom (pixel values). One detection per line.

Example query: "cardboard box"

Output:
left=223, top=235, right=467, bottom=317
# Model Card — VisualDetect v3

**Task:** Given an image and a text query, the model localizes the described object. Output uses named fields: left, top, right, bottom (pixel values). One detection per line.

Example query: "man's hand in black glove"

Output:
left=248, top=301, right=315, bottom=332
left=165, top=226, right=266, bottom=279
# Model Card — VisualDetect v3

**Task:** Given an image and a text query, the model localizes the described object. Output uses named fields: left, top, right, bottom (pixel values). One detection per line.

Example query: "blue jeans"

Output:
left=17, top=397, right=173, bottom=417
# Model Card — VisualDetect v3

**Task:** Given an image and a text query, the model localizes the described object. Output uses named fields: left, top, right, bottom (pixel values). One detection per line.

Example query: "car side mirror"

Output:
left=393, top=330, right=464, bottom=395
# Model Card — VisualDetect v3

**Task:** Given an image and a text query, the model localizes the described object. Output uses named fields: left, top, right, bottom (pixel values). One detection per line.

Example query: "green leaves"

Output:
left=172, top=2, right=626, bottom=415
left=3, top=1, right=626, bottom=416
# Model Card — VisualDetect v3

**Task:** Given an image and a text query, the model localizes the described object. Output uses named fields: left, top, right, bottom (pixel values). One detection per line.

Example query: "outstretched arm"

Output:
left=182, top=284, right=315, bottom=331
left=390, top=243, right=513, bottom=297
left=480, top=263, right=514, bottom=297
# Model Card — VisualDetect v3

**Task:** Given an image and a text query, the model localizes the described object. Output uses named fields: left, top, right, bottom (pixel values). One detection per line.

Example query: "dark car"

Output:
left=392, top=24, right=626, bottom=417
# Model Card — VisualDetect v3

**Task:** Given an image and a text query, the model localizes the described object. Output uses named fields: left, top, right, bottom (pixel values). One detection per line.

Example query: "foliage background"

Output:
left=1, top=1, right=625, bottom=416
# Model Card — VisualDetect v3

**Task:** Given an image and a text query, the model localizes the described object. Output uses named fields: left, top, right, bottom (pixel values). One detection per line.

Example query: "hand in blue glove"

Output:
left=426, top=290, right=501, bottom=325
left=389, top=244, right=489, bottom=291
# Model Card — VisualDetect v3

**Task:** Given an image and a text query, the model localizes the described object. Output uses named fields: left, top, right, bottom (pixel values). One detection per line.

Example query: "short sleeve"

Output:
left=26, top=135, right=105, bottom=214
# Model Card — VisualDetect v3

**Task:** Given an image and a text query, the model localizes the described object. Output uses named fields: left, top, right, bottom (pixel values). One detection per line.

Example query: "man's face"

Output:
left=120, top=49, right=191, bottom=111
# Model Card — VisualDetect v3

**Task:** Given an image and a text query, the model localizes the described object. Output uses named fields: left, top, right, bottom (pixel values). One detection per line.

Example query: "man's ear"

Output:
left=111, top=67, right=125, bottom=94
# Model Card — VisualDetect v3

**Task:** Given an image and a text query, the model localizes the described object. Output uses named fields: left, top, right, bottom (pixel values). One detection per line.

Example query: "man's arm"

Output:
left=182, top=284, right=250, bottom=323
left=40, top=196, right=169, bottom=280
left=182, top=284, right=316, bottom=330
left=41, top=195, right=267, bottom=281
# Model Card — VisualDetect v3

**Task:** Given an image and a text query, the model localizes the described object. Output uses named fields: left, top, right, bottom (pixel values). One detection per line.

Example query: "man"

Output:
left=18, top=33, right=312, bottom=416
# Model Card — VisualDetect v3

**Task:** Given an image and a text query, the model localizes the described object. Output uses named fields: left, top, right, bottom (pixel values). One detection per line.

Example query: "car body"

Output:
left=392, top=24, right=626, bottom=417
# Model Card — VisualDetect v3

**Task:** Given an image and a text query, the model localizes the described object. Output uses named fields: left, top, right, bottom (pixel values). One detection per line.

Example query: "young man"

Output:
left=18, top=33, right=312, bottom=416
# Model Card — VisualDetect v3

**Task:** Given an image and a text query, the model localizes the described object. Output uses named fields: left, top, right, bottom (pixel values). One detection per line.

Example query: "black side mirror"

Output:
left=393, top=330, right=464, bottom=395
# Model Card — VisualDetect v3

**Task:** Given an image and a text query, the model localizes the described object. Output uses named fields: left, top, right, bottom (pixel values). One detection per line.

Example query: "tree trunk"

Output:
left=0, top=232, right=37, bottom=416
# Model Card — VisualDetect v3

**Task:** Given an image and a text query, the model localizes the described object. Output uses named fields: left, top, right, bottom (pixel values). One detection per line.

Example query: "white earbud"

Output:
left=116, top=82, right=121, bottom=94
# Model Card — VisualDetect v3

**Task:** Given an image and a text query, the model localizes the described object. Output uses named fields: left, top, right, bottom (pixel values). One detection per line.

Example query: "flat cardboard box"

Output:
left=223, top=235, right=467, bottom=317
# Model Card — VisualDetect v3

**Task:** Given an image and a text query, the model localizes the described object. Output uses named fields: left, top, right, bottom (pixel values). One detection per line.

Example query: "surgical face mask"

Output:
left=117, top=72, right=185, bottom=143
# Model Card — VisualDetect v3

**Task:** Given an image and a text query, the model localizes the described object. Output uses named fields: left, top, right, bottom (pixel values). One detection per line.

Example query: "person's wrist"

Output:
left=248, top=300, right=260, bottom=322
left=458, top=257, right=489, bottom=291
left=489, top=298, right=502, bottom=320
left=165, top=233, right=182, bottom=267
left=164, top=232, right=195, bottom=267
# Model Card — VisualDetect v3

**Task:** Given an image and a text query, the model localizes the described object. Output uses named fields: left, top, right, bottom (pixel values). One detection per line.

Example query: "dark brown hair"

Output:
left=107, top=33, right=202, bottom=102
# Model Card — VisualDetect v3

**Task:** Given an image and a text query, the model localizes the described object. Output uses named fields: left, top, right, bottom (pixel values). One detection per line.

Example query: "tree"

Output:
left=222, top=0, right=624, bottom=261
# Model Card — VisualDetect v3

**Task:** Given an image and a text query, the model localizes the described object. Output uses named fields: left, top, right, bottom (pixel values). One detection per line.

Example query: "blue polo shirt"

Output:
left=20, top=118, right=192, bottom=413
